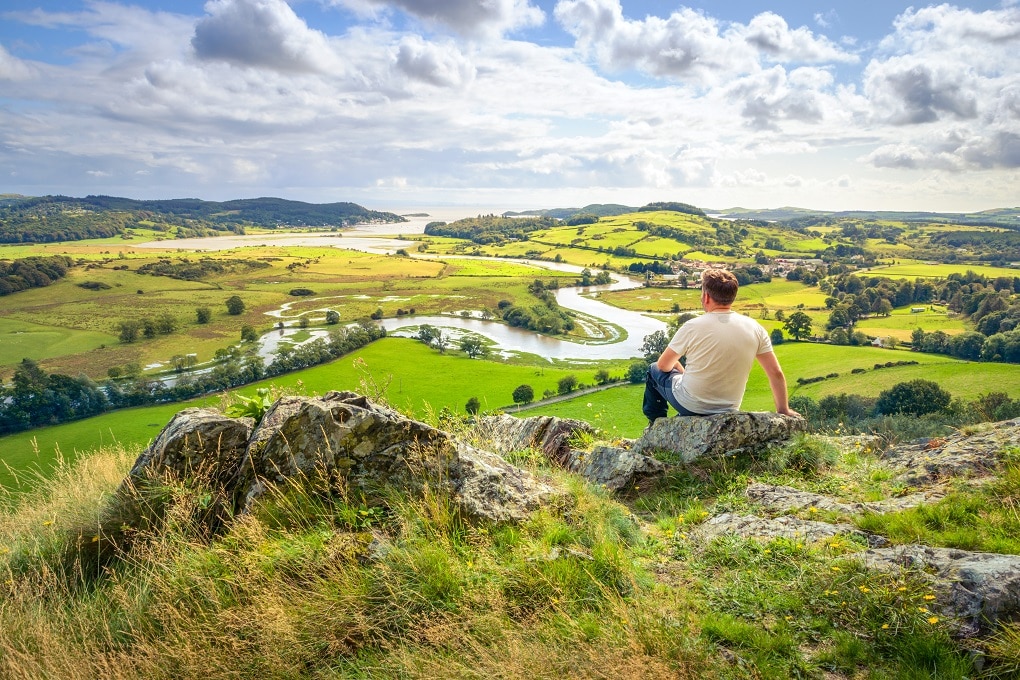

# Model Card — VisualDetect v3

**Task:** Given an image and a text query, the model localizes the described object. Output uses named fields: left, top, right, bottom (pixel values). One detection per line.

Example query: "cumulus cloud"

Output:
left=554, top=0, right=854, bottom=84
left=726, top=66, right=832, bottom=131
left=344, top=0, right=545, bottom=37
left=192, top=0, right=340, bottom=72
left=394, top=36, right=475, bottom=87
left=738, top=12, right=857, bottom=63
left=865, top=59, right=978, bottom=124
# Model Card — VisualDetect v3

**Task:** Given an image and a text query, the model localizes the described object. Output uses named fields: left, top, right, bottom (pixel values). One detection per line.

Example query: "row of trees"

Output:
left=0, top=324, right=386, bottom=435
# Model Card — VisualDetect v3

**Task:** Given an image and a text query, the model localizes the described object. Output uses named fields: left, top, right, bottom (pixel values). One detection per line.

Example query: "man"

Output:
left=643, top=268, right=800, bottom=424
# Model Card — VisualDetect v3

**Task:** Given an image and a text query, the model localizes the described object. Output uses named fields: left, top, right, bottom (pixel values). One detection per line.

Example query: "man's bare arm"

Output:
left=656, top=347, right=684, bottom=373
left=756, top=351, right=800, bottom=417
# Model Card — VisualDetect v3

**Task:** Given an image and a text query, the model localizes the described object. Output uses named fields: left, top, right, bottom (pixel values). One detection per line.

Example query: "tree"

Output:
left=770, top=328, right=784, bottom=345
left=594, top=368, right=611, bottom=385
left=557, top=375, right=578, bottom=394
left=459, top=337, right=486, bottom=359
left=226, top=295, right=245, bottom=315
left=783, top=311, right=813, bottom=341
left=875, top=379, right=951, bottom=416
left=640, top=330, right=669, bottom=362
left=465, top=396, right=481, bottom=415
left=512, top=384, right=534, bottom=406
left=241, top=325, right=258, bottom=342
left=196, top=307, right=212, bottom=324
left=433, top=330, right=449, bottom=354
left=155, top=312, right=177, bottom=335
left=627, top=361, right=648, bottom=384
left=118, top=319, right=141, bottom=343
left=325, top=309, right=340, bottom=325
left=417, top=324, right=439, bottom=345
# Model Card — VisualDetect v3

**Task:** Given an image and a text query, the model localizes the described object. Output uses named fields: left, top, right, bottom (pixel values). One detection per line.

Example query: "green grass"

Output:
left=0, top=426, right=998, bottom=677
left=865, top=260, right=1020, bottom=279
left=0, top=317, right=118, bottom=368
left=0, top=338, right=630, bottom=490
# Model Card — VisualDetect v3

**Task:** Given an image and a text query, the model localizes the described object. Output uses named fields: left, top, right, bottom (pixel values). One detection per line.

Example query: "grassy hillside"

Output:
left=3, top=411, right=1019, bottom=676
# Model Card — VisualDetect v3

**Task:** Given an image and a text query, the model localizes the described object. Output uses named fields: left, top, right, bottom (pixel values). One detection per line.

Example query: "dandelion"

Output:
left=42, top=520, right=54, bottom=526
left=923, top=594, right=936, bottom=601
left=928, top=616, right=940, bottom=624
left=859, top=585, right=871, bottom=593
left=918, top=607, right=929, bottom=613
left=809, top=507, right=819, bottom=513
left=784, top=615, right=793, bottom=621
left=897, top=586, right=908, bottom=592
left=831, top=566, right=841, bottom=572
left=881, top=623, right=889, bottom=630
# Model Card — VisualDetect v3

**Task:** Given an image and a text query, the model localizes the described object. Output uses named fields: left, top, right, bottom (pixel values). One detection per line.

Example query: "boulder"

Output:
left=880, top=418, right=1020, bottom=485
left=116, top=392, right=562, bottom=531
left=860, top=544, right=1020, bottom=636
left=633, top=412, right=806, bottom=463
left=560, top=445, right=668, bottom=493
left=127, top=407, right=254, bottom=488
left=688, top=512, right=885, bottom=547
left=471, top=414, right=597, bottom=465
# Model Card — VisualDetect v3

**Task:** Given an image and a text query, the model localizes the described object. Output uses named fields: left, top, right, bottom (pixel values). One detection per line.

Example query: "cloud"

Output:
left=344, top=0, right=545, bottom=37
left=864, top=59, right=977, bottom=124
left=726, top=66, right=833, bottom=131
left=554, top=0, right=854, bottom=85
left=394, top=36, right=475, bottom=87
left=192, top=0, right=340, bottom=72
left=738, top=12, right=857, bottom=63
left=0, top=43, right=35, bottom=81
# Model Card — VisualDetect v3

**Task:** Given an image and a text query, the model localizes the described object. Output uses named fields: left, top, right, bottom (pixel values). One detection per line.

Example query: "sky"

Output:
left=0, top=0, right=1018, bottom=213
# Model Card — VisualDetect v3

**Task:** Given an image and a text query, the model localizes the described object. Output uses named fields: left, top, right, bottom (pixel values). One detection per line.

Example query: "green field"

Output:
left=864, top=260, right=1020, bottom=279
left=0, top=317, right=118, bottom=367
left=0, top=338, right=631, bottom=490
left=6, top=338, right=1018, bottom=492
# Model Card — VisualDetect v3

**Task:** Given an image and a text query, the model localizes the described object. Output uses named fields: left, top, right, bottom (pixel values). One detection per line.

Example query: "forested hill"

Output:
left=0, top=195, right=406, bottom=243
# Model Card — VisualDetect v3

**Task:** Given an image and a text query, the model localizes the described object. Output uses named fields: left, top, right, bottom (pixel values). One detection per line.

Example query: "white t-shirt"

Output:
left=668, top=311, right=773, bottom=414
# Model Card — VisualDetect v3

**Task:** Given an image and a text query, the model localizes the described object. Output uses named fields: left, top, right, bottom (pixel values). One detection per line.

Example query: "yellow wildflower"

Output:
left=859, top=585, right=871, bottom=593
left=928, top=616, right=940, bottom=624
left=881, top=623, right=889, bottom=630
left=923, top=594, right=936, bottom=601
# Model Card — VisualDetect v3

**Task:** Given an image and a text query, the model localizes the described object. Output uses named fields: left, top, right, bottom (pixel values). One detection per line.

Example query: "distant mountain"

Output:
left=503, top=204, right=638, bottom=219
left=0, top=195, right=406, bottom=244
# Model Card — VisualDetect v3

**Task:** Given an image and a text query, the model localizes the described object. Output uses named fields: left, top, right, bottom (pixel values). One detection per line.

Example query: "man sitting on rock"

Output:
left=643, top=268, right=800, bottom=425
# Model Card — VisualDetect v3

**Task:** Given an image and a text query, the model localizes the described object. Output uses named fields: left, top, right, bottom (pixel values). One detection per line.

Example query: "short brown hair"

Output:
left=701, top=268, right=738, bottom=305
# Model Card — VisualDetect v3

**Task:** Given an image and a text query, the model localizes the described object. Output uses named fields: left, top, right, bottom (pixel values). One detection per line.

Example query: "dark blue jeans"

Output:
left=642, top=363, right=703, bottom=422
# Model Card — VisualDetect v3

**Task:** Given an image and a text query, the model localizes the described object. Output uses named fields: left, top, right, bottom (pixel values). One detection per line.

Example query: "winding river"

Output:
left=137, top=212, right=666, bottom=362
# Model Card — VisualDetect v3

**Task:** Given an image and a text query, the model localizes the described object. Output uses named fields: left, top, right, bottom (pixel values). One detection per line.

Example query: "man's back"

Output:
left=668, top=311, right=771, bottom=414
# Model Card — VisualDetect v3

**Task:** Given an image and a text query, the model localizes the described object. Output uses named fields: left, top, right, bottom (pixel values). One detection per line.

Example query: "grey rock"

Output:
left=633, top=412, right=806, bottom=463
left=746, top=482, right=944, bottom=517
left=116, top=392, right=561, bottom=532
left=860, top=544, right=1020, bottom=636
left=128, top=407, right=253, bottom=488
left=560, top=445, right=668, bottom=493
left=881, top=418, right=1020, bottom=485
left=688, top=512, right=886, bottom=547
left=471, top=414, right=596, bottom=465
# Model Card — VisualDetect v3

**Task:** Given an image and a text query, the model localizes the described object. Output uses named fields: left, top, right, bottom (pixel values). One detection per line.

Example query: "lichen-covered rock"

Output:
left=128, top=407, right=254, bottom=488
left=746, top=483, right=944, bottom=517
left=880, top=418, right=1020, bottom=485
left=471, top=414, right=596, bottom=465
left=688, top=512, right=885, bottom=547
left=633, top=412, right=806, bottom=463
left=560, top=445, right=668, bottom=492
left=231, top=391, right=563, bottom=522
left=860, top=544, right=1020, bottom=636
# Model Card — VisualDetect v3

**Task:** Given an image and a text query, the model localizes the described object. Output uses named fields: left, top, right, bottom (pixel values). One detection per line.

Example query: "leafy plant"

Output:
left=224, top=387, right=273, bottom=422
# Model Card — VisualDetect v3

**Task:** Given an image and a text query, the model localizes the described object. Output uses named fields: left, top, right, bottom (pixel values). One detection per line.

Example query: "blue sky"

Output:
left=0, top=0, right=1017, bottom=212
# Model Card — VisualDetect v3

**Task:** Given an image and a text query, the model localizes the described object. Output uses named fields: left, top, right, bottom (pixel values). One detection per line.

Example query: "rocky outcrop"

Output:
left=860, top=545, right=1020, bottom=636
left=879, top=418, right=1020, bottom=485
left=689, top=512, right=887, bottom=547
left=471, top=414, right=596, bottom=465
left=746, top=482, right=945, bottom=516
left=560, top=445, right=668, bottom=493
left=634, top=412, right=806, bottom=462
left=118, top=392, right=562, bottom=530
